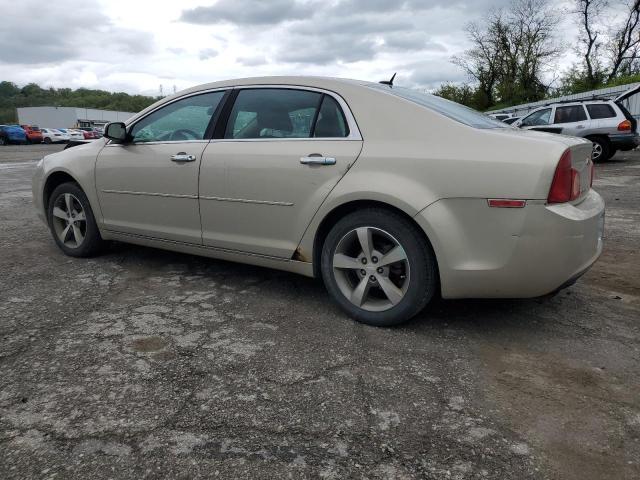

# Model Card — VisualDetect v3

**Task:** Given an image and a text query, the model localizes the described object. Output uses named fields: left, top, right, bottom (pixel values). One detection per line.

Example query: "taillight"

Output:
left=618, top=119, right=632, bottom=131
left=548, top=149, right=581, bottom=204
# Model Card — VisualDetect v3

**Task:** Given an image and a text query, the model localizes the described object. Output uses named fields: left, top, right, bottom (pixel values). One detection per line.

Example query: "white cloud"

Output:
left=0, top=0, right=612, bottom=95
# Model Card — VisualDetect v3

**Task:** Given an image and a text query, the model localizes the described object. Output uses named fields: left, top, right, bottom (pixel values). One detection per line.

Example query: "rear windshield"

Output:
left=368, top=84, right=507, bottom=129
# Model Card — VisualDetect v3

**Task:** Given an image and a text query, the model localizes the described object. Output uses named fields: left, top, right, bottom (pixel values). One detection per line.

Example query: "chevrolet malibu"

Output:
left=32, top=77, right=605, bottom=326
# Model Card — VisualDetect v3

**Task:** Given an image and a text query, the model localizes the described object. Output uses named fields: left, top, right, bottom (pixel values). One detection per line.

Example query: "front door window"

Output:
left=130, top=91, right=226, bottom=143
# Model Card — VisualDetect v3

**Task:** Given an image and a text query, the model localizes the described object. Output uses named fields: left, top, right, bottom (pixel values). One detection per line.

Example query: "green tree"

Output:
left=0, top=81, right=159, bottom=124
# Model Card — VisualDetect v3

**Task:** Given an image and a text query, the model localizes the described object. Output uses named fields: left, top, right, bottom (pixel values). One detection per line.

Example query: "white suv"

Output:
left=514, top=85, right=640, bottom=161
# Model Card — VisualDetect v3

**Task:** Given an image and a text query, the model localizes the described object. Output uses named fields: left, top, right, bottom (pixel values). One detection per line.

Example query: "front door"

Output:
left=199, top=87, right=363, bottom=258
left=96, top=90, right=226, bottom=244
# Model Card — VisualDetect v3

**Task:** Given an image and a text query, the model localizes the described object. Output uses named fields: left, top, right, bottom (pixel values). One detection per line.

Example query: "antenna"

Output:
left=379, top=73, right=397, bottom=87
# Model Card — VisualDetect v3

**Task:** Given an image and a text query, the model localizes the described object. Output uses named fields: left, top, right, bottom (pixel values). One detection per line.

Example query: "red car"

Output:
left=78, top=127, right=97, bottom=139
left=20, top=125, right=43, bottom=144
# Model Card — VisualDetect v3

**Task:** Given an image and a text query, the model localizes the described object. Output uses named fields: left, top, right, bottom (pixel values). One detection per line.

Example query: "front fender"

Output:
left=40, top=140, right=106, bottom=225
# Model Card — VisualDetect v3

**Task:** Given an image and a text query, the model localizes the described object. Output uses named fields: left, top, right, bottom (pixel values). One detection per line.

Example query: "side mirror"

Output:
left=104, top=122, right=128, bottom=143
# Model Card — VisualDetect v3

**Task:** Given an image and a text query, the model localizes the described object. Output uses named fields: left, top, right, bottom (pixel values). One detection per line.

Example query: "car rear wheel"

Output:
left=321, top=208, right=437, bottom=326
left=590, top=137, right=611, bottom=162
left=47, top=182, right=104, bottom=257
left=43, top=137, right=51, bottom=144
left=0, top=137, right=5, bottom=146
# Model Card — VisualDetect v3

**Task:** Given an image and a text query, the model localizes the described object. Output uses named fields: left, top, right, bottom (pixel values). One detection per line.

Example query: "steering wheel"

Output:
left=170, top=129, right=200, bottom=141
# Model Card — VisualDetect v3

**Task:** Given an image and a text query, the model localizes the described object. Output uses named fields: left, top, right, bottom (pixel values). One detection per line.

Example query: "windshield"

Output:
left=368, top=84, right=507, bottom=129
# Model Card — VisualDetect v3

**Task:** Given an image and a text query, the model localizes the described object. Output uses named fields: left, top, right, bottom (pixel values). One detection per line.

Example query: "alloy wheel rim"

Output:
left=592, top=143, right=602, bottom=160
left=332, top=226, right=410, bottom=312
left=51, top=193, right=87, bottom=248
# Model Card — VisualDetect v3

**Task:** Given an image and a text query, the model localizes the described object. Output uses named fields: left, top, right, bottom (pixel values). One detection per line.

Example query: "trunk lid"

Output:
left=614, top=83, right=640, bottom=102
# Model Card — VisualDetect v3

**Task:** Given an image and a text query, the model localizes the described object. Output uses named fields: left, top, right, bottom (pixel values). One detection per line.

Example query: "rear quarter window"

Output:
left=369, top=84, right=507, bottom=129
left=586, top=104, right=616, bottom=119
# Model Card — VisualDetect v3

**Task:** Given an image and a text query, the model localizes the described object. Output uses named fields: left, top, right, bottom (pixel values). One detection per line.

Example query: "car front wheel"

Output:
left=47, top=182, right=104, bottom=257
left=321, top=208, right=437, bottom=326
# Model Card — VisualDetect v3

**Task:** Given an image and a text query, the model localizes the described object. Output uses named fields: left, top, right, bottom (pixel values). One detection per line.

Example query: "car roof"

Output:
left=180, top=76, right=371, bottom=94
left=126, top=76, right=384, bottom=125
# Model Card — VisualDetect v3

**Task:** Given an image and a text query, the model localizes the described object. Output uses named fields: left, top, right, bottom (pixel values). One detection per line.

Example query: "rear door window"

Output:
left=586, top=104, right=616, bottom=119
left=553, top=105, right=587, bottom=124
left=225, top=88, right=322, bottom=139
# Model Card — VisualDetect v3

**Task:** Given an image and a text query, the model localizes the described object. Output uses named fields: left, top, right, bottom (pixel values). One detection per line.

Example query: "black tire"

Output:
left=43, top=137, right=52, bottom=144
left=47, top=182, right=104, bottom=257
left=320, top=208, right=438, bottom=327
left=0, top=137, right=6, bottom=146
left=590, top=137, right=611, bottom=163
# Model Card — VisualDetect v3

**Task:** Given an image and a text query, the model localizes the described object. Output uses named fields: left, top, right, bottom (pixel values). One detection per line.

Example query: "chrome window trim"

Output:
left=124, top=87, right=229, bottom=128
left=107, top=84, right=362, bottom=146
left=105, top=139, right=209, bottom=147
left=226, top=85, right=362, bottom=141
left=104, top=88, right=230, bottom=147
left=210, top=137, right=362, bottom=143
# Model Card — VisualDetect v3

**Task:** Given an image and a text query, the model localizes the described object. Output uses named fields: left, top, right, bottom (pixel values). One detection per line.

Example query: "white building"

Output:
left=487, top=83, right=640, bottom=119
left=17, top=106, right=136, bottom=128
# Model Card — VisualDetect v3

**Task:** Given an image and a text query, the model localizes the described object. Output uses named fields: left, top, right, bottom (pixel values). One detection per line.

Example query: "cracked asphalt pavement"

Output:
left=0, top=144, right=639, bottom=479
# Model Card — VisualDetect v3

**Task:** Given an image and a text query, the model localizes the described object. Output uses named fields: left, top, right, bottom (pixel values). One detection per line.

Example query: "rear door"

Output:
left=551, top=104, right=589, bottom=136
left=199, top=87, right=362, bottom=258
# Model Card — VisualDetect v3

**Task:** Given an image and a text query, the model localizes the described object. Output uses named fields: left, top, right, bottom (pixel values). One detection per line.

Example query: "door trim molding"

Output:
left=199, top=195, right=294, bottom=206
left=101, top=189, right=198, bottom=199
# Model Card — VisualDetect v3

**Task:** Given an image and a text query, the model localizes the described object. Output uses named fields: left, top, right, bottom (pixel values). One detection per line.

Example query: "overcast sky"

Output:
left=0, top=0, right=628, bottom=96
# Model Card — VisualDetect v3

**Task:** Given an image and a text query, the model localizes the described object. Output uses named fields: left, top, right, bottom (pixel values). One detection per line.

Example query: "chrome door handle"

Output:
left=576, top=125, right=585, bottom=129
left=300, top=156, right=336, bottom=165
left=170, top=153, right=196, bottom=162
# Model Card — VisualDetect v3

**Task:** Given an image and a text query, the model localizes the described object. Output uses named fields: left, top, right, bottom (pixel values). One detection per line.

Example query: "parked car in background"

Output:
left=489, top=113, right=512, bottom=121
left=59, top=129, right=84, bottom=141
left=20, top=125, right=43, bottom=143
left=514, top=85, right=640, bottom=161
left=78, top=127, right=98, bottom=139
left=41, top=128, right=69, bottom=144
left=0, top=125, right=27, bottom=145
left=502, top=116, right=521, bottom=125
left=32, top=76, right=604, bottom=326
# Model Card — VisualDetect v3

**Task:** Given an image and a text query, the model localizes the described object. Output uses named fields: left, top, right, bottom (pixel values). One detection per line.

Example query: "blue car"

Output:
left=0, top=125, right=27, bottom=145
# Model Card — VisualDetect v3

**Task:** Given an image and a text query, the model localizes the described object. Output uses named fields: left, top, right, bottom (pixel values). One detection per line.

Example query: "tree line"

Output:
left=0, top=81, right=159, bottom=124
left=434, top=0, right=640, bottom=111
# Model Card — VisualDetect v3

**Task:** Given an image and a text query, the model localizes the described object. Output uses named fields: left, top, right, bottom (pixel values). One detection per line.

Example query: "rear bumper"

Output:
left=609, top=133, right=639, bottom=150
left=415, top=190, right=605, bottom=299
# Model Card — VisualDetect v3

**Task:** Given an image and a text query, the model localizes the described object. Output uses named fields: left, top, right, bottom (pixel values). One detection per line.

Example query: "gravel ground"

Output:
left=0, top=144, right=638, bottom=480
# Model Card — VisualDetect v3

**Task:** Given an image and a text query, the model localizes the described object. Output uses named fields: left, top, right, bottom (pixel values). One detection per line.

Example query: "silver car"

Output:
left=514, top=85, right=640, bottom=161
left=32, top=76, right=604, bottom=326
